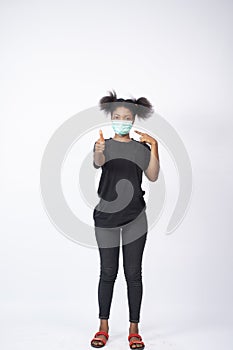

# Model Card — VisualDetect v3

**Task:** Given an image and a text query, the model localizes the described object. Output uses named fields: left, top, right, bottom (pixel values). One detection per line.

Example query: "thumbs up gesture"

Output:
left=95, top=129, right=105, bottom=153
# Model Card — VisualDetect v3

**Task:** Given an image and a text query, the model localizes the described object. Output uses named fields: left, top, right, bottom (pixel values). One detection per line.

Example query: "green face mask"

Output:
left=111, top=120, right=133, bottom=136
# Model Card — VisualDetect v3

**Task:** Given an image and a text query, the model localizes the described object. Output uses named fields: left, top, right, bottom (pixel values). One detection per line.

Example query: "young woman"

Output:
left=91, top=90, right=160, bottom=349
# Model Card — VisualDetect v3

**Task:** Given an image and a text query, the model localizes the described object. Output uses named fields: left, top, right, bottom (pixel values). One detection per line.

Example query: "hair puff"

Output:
left=99, top=89, right=154, bottom=120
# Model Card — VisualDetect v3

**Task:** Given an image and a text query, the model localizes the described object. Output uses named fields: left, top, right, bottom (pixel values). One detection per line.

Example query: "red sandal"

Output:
left=91, top=330, right=109, bottom=348
left=128, top=333, right=145, bottom=349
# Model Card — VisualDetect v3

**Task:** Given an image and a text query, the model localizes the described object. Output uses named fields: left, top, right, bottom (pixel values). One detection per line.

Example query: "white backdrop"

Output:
left=0, top=0, right=232, bottom=349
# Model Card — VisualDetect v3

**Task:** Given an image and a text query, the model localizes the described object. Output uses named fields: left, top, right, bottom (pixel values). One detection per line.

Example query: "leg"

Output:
left=93, top=225, right=121, bottom=346
left=122, top=209, right=148, bottom=348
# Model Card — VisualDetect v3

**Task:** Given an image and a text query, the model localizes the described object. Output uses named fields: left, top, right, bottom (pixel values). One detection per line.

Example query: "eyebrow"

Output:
left=114, top=113, right=132, bottom=117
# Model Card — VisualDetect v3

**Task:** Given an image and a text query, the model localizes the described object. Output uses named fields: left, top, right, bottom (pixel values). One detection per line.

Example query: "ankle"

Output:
left=99, top=321, right=109, bottom=331
left=129, top=323, right=139, bottom=333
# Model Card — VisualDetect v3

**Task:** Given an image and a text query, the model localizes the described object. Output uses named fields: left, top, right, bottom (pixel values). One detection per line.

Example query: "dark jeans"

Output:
left=94, top=208, right=148, bottom=323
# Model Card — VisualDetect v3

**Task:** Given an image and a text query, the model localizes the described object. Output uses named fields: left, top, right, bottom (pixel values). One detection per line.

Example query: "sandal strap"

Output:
left=128, top=333, right=142, bottom=341
left=95, top=331, right=109, bottom=339
left=92, top=337, right=107, bottom=345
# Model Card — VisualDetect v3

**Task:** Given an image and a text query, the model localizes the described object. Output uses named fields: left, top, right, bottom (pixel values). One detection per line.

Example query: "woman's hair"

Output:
left=99, top=89, right=154, bottom=120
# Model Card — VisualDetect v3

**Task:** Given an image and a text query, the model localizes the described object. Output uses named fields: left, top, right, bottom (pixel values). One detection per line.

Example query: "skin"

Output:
left=92, top=106, right=160, bottom=348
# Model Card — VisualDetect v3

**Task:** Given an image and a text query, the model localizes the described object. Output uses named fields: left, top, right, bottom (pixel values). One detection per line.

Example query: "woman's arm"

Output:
left=94, top=148, right=105, bottom=167
left=93, top=129, right=106, bottom=167
left=144, top=141, right=160, bottom=182
left=134, top=130, right=160, bottom=182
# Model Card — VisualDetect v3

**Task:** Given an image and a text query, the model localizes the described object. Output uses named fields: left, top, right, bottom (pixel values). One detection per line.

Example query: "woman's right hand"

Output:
left=94, top=129, right=105, bottom=153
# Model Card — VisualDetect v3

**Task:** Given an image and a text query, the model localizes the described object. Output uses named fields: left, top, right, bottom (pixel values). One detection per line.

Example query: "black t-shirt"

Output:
left=93, top=137, right=151, bottom=228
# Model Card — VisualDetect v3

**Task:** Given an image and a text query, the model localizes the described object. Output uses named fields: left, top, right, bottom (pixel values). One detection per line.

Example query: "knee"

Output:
left=124, top=265, right=142, bottom=282
left=100, top=265, right=119, bottom=282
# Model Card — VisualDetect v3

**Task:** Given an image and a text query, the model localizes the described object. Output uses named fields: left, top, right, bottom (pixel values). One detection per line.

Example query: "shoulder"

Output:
left=132, top=139, right=151, bottom=150
left=142, top=142, right=151, bottom=150
left=103, top=138, right=111, bottom=146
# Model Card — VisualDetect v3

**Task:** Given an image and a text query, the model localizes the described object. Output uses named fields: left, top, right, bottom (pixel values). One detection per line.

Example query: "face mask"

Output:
left=111, top=120, right=133, bottom=136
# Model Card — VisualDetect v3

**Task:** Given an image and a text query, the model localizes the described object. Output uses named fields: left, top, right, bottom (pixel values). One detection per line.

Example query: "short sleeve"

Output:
left=143, top=143, right=151, bottom=171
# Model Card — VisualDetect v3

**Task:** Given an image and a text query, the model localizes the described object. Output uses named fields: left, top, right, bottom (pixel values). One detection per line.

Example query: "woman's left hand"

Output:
left=134, top=130, right=157, bottom=146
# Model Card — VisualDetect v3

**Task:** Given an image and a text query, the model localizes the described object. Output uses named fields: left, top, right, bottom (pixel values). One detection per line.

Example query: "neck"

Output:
left=113, top=134, right=131, bottom=142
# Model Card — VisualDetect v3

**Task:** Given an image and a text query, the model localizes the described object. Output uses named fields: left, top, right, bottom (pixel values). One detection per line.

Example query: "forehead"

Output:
left=112, top=106, right=133, bottom=116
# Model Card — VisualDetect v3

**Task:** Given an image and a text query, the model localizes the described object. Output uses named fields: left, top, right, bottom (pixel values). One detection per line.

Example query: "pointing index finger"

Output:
left=134, top=130, right=144, bottom=135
